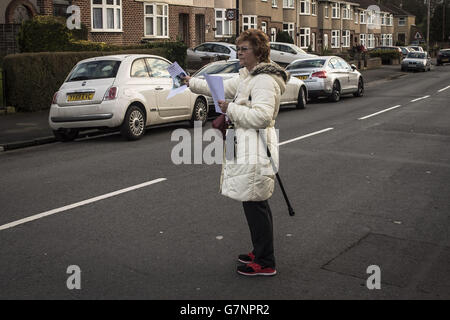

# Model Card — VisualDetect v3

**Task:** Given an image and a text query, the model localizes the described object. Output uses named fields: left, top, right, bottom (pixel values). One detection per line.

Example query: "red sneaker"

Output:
left=237, top=262, right=277, bottom=276
left=238, top=252, right=255, bottom=264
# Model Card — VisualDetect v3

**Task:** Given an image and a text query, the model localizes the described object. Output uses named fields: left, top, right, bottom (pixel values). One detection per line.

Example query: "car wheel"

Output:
left=329, top=81, right=341, bottom=102
left=296, top=86, right=307, bottom=109
left=53, top=129, right=79, bottom=142
left=121, top=105, right=146, bottom=140
left=353, top=77, right=364, bottom=97
left=190, top=97, right=208, bottom=127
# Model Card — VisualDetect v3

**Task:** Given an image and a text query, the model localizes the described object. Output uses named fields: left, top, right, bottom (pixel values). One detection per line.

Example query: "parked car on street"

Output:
left=193, top=59, right=308, bottom=112
left=186, top=42, right=237, bottom=71
left=269, top=42, right=317, bottom=65
left=407, top=46, right=424, bottom=53
left=436, top=49, right=450, bottom=66
left=401, top=51, right=432, bottom=72
left=286, top=56, right=364, bottom=102
left=49, top=54, right=208, bottom=141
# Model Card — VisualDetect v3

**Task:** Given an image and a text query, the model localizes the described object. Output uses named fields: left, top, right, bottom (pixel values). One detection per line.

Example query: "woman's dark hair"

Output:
left=236, top=29, right=270, bottom=63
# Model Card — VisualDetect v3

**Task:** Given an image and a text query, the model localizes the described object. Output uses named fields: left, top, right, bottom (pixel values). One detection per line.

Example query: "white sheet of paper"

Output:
left=167, top=62, right=188, bottom=99
left=204, top=74, right=225, bottom=114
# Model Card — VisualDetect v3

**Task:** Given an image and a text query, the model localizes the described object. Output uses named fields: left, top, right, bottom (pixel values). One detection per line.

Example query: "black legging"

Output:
left=242, top=200, right=275, bottom=268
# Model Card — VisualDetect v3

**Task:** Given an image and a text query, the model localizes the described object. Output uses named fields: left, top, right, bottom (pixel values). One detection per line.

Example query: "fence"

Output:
left=0, top=24, right=21, bottom=58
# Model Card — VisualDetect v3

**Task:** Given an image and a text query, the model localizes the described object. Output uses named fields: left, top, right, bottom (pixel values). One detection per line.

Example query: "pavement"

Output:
left=0, top=64, right=406, bottom=151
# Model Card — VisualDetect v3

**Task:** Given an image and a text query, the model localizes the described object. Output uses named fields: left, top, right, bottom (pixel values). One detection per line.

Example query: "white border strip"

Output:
left=358, top=105, right=402, bottom=120
left=438, top=86, right=450, bottom=93
left=411, top=95, right=430, bottom=102
left=0, top=178, right=167, bottom=231
left=278, top=128, right=334, bottom=146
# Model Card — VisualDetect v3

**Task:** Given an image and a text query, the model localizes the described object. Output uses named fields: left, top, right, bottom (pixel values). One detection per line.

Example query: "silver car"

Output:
left=193, top=59, right=308, bottom=113
left=186, top=42, right=237, bottom=71
left=269, top=42, right=317, bottom=65
left=286, top=56, right=364, bottom=102
left=401, top=51, right=432, bottom=72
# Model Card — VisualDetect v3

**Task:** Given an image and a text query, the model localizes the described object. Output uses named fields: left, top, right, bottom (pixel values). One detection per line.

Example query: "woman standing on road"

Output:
left=183, top=29, right=288, bottom=276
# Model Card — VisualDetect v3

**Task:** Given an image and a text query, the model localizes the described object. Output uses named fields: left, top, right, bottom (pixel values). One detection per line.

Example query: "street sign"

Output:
left=415, top=32, right=423, bottom=39
left=226, top=9, right=236, bottom=21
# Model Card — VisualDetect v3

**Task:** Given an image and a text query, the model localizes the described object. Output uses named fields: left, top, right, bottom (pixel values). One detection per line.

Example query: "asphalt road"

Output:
left=0, top=65, right=449, bottom=300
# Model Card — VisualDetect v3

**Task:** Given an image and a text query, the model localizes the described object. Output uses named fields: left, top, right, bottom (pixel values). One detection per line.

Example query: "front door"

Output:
left=195, top=15, right=205, bottom=45
left=179, top=14, right=189, bottom=47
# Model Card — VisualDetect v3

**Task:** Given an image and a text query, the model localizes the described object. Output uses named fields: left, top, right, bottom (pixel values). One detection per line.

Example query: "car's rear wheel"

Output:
left=296, top=86, right=307, bottom=109
left=190, top=97, right=208, bottom=127
left=353, top=77, right=364, bottom=97
left=53, top=129, right=79, bottom=142
left=121, top=105, right=146, bottom=140
left=329, top=81, right=341, bottom=102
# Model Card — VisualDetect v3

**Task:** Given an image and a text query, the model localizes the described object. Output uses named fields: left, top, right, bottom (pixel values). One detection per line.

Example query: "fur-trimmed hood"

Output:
left=249, top=62, right=289, bottom=94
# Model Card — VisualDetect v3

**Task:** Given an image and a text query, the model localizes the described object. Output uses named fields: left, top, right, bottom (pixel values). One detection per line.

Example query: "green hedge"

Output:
left=3, top=48, right=168, bottom=112
left=369, top=49, right=402, bottom=64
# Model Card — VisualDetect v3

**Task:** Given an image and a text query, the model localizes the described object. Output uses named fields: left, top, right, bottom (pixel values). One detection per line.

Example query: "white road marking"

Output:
left=411, top=95, right=430, bottom=102
left=358, top=105, right=402, bottom=120
left=278, top=128, right=334, bottom=146
left=438, top=86, right=450, bottom=93
left=0, top=178, right=167, bottom=231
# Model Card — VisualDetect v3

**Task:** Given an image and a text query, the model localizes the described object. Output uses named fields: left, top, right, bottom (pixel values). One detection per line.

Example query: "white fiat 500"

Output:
left=49, top=54, right=207, bottom=141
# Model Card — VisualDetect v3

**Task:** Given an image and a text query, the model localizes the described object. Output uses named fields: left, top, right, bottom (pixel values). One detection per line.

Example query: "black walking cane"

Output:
left=266, top=146, right=295, bottom=216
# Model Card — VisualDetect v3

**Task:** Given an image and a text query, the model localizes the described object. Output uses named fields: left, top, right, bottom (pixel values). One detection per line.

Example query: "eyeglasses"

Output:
left=236, top=46, right=252, bottom=52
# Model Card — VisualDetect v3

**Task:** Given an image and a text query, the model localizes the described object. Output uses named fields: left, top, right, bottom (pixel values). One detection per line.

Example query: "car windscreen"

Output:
left=286, top=59, right=326, bottom=70
left=195, top=62, right=241, bottom=76
left=407, top=52, right=425, bottom=59
left=67, top=60, right=121, bottom=82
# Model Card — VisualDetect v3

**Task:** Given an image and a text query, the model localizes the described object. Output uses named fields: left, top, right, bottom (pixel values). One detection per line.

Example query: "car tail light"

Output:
left=52, top=91, right=58, bottom=104
left=311, top=71, right=327, bottom=79
left=103, top=86, right=118, bottom=101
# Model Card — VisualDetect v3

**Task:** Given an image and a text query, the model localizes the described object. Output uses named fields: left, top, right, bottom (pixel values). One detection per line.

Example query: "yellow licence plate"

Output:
left=67, top=93, right=94, bottom=102
left=297, top=75, right=308, bottom=80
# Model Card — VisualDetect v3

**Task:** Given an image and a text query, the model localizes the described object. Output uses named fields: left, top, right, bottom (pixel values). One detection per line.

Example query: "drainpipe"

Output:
left=236, top=0, right=240, bottom=38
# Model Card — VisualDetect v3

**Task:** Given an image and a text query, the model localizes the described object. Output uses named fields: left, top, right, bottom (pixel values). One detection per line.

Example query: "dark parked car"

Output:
left=436, top=49, right=450, bottom=66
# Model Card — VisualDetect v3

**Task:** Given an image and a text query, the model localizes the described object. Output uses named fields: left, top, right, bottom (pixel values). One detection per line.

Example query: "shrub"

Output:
left=369, top=49, right=401, bottom=64
left=276, top=31, right=294, bottom=44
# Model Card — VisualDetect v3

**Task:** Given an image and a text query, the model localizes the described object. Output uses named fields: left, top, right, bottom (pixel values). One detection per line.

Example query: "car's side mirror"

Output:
left=351, top=64, right=357, bottom=70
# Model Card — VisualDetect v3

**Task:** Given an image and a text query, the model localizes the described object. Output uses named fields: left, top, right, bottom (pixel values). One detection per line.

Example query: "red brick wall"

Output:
left=36, top=0, right=52, bottom=15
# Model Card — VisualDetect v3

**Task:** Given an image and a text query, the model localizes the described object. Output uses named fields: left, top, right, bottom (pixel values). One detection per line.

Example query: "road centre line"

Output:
left=438, top=86, right=450, bottom=93
left=358, top=105, right=402, bottom=120
left=0, top=178, right=167, bottom=231
left=278, top=128, right=334, bottom=146
left=411, top=95, right=430, bottom=102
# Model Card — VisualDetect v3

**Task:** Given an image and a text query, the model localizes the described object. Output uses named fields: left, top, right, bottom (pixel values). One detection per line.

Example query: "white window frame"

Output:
left=91, top=0, right=123, bottom=32
left=243, top=15, right=257, bottom=30
left=389, top=14, right=393, bottom=26
left=300, top=0, right=311, bottom=15
left=360, top=11, right=366, bottom=24
left=342, top=4, right=350, bottom=20
left=367, top=33, right=375, bottom=49
left=360, top=33, right=366, bottom=47
left=387, top=34, right=393, bottom=46
left=272, top=0, right=278, bottom=8
left=299, top=27, right=311, bottom=49
left=270, top=27, right=277, bottom=42
left=331, top=30, right=340, bottom=48
left=323, top=33, right=329, bottom=49
left=261, top=21, right=267, bottom=34
left=283, top=22, right=295, bottom=40
left=398, top=17, right=406, bottom=26
left=354, top=9, right=358, bottom=24
left=311, top=32, right=316, bottom=51
left=342, top=30, right=350, bottom=48
left=311, top=0, right=317, bottom=16
left=283, top=0, right=294, bottom=9
left=144, top=3, right=169, bottom=38
left=332, top=3, right=340, bottom=19
left=324, top=6, right=329, bottom=18
left=215, top=8, right=232, bottom=38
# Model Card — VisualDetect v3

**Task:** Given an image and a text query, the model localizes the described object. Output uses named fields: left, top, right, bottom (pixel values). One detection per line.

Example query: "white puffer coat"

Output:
left=190, top=62, right=288, bottom=201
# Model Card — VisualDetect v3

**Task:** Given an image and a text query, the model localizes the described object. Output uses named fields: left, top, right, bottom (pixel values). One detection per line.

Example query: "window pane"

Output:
left=93, top=8, right=103, bottom=29
left=116, top=9, right=121, bottom=29
left=216, top=10, right=222, bottom=18
left=145, top=5, right=153, bottom=15
left=164, top=5, right=168, bottom=15
left=93, top=0, right=102, bottom=5
left=131, top=59, right=149, bottom=78
left=164, top=17, right=167, bottom=36
left=157, top=17, right=163, bottom=36
left=146, top=17, right=153, bottom=35
left=216, top=21, right=223, bottom=35
left=68, top=60, right=121, bottom=81
left=116, top=0, right=120, bottom=5
left=146, top=58, right=171, bottom=78
left=107, top=8, right=114, bottom=29
left=157, top=5, right=163, bottom=15
left=106, top=0, right=113, bottom=5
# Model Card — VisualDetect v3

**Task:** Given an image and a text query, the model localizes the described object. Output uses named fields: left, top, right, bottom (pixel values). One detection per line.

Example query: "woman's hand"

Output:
left=181, top=75, right=191, bottom=87
left=218, top=100, right=229, bottom=113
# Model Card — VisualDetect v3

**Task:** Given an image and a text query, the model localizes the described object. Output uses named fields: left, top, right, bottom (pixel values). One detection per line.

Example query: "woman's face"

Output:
left=237, top=40, right=259, bottom=70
